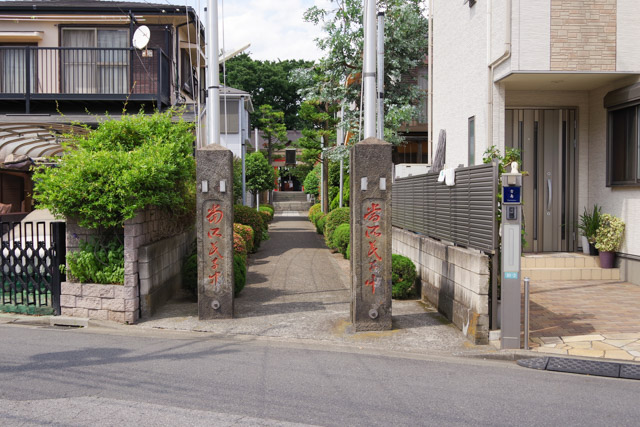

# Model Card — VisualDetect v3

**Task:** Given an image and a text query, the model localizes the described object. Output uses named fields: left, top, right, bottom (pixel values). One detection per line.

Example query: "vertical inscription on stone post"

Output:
left=196, top=144, right=234, bottom=320
left=351, top=138, right=392, bottom=331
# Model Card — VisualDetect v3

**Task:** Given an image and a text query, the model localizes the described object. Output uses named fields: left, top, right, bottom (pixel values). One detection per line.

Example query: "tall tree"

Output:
left=224, top=54, right=313, bottom=129
left=256, top=104, right=288, bottom=166
left=246, top=151, right=276, bottom=197
left=300, top=0, right=429, bottom=145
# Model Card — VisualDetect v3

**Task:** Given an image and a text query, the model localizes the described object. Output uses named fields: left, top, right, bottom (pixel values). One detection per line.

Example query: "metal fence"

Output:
left=392, top=162, right=498, bottom=253
left=1, top=221, right=66, bottom=315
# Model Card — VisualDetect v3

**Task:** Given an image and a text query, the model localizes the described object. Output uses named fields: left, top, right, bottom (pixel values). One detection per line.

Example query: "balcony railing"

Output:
left=0, top=46, right=171, bottom=113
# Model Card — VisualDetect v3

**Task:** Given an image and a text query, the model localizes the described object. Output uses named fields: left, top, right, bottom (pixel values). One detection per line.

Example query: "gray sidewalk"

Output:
left=136, top=212, right=487, bottom=356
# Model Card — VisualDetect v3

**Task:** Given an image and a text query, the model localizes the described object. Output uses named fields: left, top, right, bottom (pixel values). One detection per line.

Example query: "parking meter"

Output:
left=501, top=162, right=523, bottom=349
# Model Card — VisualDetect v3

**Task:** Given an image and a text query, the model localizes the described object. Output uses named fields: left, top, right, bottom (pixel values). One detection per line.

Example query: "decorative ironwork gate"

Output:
left=1, top=221, right=66, bottom=315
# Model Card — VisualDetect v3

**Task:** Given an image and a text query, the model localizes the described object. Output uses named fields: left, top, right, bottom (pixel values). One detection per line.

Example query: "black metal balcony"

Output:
left=0, top=46, right=171, bottom=113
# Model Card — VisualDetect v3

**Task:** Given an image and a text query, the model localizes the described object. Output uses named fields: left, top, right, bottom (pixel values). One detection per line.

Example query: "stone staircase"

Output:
left=272, top=191, right=312, bottom=212
left=521, top=253, right=620, bottom=281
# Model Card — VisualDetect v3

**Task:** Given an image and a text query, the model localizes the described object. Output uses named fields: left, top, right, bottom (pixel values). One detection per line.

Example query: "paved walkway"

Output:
left=138, top=212, right=474, bottom=355
left=526, top=279, right=640, bottom=361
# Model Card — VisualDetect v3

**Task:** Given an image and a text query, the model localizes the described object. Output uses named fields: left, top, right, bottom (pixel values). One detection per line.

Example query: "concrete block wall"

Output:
left=392, top=227, right=490, bottom=344
left=62, top=208, right=194, bottom=323
left=138, top=229, right=195, bottom=317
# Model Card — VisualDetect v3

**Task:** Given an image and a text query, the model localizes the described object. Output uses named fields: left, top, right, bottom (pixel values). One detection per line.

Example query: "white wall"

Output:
left=432, top=1, right=489, bottom=168
left=515, top=0, right=550, bottom=71
left=587, top=76, right=640, bottom=257
left=617, top=0, right=640, bottom=71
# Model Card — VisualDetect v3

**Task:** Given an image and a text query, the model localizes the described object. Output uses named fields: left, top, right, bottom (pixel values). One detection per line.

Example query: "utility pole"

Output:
left=338, top=105, right=344, bottom=208
left=206, top=0, right=220, bottom=146
left=363, top=0, right=376, bottom=139
left=376, top=11, right=385, bottom=140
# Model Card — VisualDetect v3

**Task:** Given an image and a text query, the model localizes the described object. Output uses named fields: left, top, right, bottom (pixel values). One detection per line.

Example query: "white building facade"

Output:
left=430, top=0, right=640, bottom=283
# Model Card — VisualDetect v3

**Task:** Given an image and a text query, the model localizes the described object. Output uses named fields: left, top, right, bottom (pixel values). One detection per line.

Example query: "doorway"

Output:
left=505, top=109, right=577, bottom=253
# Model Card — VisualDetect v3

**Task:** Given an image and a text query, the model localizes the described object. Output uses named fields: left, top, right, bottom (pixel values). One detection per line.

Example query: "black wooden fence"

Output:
left=1, top=221, right=66, bottom=315
left=392, top=162, right=498, bottom=254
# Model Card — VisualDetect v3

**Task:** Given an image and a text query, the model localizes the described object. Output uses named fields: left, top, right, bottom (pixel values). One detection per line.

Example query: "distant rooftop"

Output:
left=0, top=1, right=193, bottom=14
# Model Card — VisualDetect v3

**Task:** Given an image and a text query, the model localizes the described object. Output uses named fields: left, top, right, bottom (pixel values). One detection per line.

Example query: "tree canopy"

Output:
left=257, top=104, right=288, bottom=165
left=224, top=53, right=313, bottom=129
left=299, top=0, right=429, bottom=146
left=246, top=151, right=276, bottom=194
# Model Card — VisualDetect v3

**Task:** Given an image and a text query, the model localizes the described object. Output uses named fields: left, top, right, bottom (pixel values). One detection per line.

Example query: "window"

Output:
left=220, top=99, right=239, bottom=134
left=468, top=116, right=475, bottom=166
left=0, top=43, right=36, bottom=94
left=392, top=140, right=429, bottom=164
left=61, top=28, right=128, bottom=94
left=607, top=105, right=639, bottom=186
left=180, top=48, right=197, bottom=97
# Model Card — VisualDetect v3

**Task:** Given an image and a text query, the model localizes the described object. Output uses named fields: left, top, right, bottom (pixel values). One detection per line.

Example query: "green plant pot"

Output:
left=599, top=251, right=615, bottom=269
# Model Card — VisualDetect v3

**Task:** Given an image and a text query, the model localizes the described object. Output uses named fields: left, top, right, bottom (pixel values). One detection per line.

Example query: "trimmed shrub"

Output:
left=182, top=250, right=197, bottom=296
left=324, top=207, right=350, bottom=247
left=259, top=209, right=273, bottom=224
left=233, top=223, right=254, bottom=253
left=234, top=254, right=247, bottom=296
left=233, top=231, right=248, bottom=257
left=329, top=182, right=349, bottom=211
left=346, top=242, right=351, bottom=260
left=315, top=213, right=327, bottom=235
left=260, top=203, right=274, bottom=212
left=308, top=203, right=321, bottom=221
left=392, top=254, right=417, bottom=299
left=332, top=223, right=350, bottom=256
left=234, top=204, right=265, bottom=249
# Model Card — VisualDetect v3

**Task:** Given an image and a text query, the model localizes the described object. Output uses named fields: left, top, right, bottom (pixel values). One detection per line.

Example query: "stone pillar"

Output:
left=196, top=144, right=234, bottom=319
left=350, top=137, right=392, bottom=331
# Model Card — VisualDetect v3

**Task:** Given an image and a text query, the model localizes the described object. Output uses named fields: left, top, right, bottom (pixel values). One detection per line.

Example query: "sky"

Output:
left=186, top=0, right=333, bottom=61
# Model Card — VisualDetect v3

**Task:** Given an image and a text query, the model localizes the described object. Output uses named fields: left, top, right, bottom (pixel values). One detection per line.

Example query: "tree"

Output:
left=301, top=0, right=429, bottom=145
left=257, top=104, right=288, bottom=166
left=246, top=151, right=275, bottom=196
left=224, top=54, right=313, bottom=129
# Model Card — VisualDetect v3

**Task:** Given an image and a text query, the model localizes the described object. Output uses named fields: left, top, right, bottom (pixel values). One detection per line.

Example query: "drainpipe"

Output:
left=428, top=0, right=433, bottom=161
left=487, top=0, right=512, bottom=150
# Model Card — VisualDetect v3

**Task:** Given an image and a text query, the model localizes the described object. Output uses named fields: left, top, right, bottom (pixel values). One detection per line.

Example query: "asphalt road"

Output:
left=0, top=324, right=638, bottom=427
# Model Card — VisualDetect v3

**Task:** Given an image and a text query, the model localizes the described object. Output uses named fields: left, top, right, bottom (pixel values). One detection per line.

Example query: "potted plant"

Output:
left=594, top=213, right=625, bottom=269
left=578, top=205, right=601, bottom=255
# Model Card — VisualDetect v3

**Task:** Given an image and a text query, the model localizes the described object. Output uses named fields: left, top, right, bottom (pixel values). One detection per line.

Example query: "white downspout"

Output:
left=487, top=0, right=512, bottom=150
left=428, top=0, right=433, bottom=162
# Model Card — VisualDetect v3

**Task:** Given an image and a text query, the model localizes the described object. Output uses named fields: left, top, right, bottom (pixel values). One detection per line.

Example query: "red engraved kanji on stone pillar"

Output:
left=206, top=204, right=224, bottom=291
left=363, top=202, right=383, bottom=295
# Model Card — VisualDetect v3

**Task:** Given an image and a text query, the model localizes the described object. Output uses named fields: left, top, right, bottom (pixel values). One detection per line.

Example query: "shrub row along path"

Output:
left=139, top=212, right=478, bottom=356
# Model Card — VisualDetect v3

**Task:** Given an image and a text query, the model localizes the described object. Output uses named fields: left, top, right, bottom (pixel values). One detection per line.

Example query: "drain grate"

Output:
left=518, top=356, right=639, bottom=380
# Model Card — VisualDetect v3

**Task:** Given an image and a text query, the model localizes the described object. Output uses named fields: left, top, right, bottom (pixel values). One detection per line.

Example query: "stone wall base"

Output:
left=61, top=282, right=138, bottom=324
left=392, top=227, right=490, bottom=344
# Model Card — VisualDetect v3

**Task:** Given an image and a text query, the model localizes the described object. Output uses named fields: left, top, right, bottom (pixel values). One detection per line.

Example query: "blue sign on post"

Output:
left=503, top=186, right=521, bottom=204
left=504, top=272, right=519, bottom=280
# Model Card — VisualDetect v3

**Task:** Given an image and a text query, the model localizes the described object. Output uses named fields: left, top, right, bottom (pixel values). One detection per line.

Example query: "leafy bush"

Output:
left=346, top=242, right=351, bottom=260
left=315, top=213, right=327, bottom=235
left=260, top=203, right=274, bottom=211
left=308, top=203, right=321, bottom=221
left=33, top=110, right=195, bottom=229
left=329, top=182, right=349, bottom=210
left=259, top=207, right=273, bottom=223
left=66, top=238, right=125, bottom=284
left=182, top=251, right=197, bottom=296
left=233, top=231, right=248, bottom=257
left=595, top=213, right=625, bottom=252
left=332, top=223, right=350, bottom=256
left=392, top=254, right=417, bottom=299
left=324, top=207, right=350, bottom=247
left=234, top=254, right=247, bottom=296
left=246, top=151, right=276, bottom=194
left=233, top=223, right=254, bottom=253
left=234, top=205, right=265, bottom=249
left=303, top=165, right=320, bottom=197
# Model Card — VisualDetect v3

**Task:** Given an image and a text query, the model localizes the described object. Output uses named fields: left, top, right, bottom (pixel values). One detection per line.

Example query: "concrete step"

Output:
left=273, top=201, right=312, bottom=212
left=273, top=191, right=308, bottom=202
left=521, top=253, right=620, bottom=281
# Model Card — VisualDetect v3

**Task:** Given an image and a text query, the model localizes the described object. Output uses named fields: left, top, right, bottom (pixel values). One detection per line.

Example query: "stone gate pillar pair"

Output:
left=350, top=137, right=393, bottom=331
left=196, top=144, right=234, bottom=319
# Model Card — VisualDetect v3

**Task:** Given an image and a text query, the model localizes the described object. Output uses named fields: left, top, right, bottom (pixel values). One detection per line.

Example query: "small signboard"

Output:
left=503, top=186, right=521, bottom=204
left=504, top=272, right=519, bottom=280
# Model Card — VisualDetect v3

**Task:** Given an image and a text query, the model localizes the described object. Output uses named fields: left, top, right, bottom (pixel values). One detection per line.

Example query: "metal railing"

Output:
left=0, top=46, right=171, bottom=112
left=1, top=221, right=65, bottom=315
left=392, top=162, right=499, bottom=254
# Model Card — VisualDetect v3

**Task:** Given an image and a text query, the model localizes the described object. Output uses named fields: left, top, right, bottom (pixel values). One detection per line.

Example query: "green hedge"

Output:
left=234, top=205, right=265, bottom=249
left=233, top=223, right=254, bottom=254
left=332, top=223, right=350, bottom=257
left=392, top=254, right=417, bottom=299
left=234, top=254, right=247, bottom=296
left=324, top=207, right=350, bottom=247
left=308, top=203, right=321, bottom=221
left=315, top=213, right=327, bottom=235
